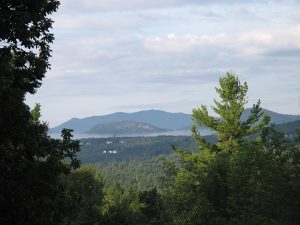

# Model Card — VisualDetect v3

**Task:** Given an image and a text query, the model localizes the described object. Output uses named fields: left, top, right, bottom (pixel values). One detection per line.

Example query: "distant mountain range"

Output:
left=49, top=109, right=299, bottom=135
left=50, top=110, right=192, bottom=133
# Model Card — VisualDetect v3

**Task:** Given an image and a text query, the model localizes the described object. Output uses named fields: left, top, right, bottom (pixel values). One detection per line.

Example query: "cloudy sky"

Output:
left=26, top=0, right=300, bottom=127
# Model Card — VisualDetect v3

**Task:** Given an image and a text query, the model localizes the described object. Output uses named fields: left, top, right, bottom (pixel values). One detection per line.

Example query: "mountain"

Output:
left=86, top=120, right=170, bottom=135
left=242, top=108, right=299, bottom=124
left=50, top=110, right=192, bottom=133
left=50, top=109, right=299, bottom=134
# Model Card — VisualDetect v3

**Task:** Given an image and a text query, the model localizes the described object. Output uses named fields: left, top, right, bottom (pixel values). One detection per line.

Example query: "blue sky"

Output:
left=26, top=0, right=300, bottom=127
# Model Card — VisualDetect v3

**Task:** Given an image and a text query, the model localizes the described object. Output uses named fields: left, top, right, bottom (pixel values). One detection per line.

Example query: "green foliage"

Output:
left=192, top=72, right=270, bottom=153
left=30, top=103, right=42, bottom=122
left=173, top=139, right=300, bottom=225
left=0, top=1, right=83, bottom=225
left=93, top=154, right=181, bottom=191
left=101, top=184, right=166, bottom=225
left=60, top=165, right=104, bottom=225
left=0, top=0, right=60, bottom=95
left=102, top=184, right=144, bottom=225
left=0, top=108, right=81, bottom=225
left=171, top=73, right=299, bottom=225
left=61, top=128, right=81, bottom=169
left=138, top=188, right=163, bottom=225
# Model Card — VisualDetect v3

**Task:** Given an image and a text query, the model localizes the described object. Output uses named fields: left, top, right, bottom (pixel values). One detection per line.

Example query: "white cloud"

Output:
left=143, top=26, right=300, bottom=56
left=144, top=33, right=229, bottom=53
left=239, top=26, right=300, bottom=54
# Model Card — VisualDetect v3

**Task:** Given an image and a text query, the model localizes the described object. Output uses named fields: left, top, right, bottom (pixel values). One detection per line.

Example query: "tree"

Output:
left=0, top=1, right=81, bottom=225
left=172, top=73, right=271, bottom=225
left=191, top=72, right=270, bottom=153
left=61, top=166, right=104, bottom=225
left=0, top=0, right=60, bottom=141
left=172, top=72, right=300, bottom=225
left=138, top=188, right=163, bottom=225
left=102, top=184, right=144, bottom=225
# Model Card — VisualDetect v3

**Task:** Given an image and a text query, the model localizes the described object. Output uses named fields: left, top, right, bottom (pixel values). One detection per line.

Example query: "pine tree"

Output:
left=191, top=72, right=270, bottom=153
left=172, top=72, right=271, bottom=225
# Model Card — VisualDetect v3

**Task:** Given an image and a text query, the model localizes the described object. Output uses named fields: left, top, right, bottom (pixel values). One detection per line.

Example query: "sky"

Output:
left=26, top=0, right=300, bottom=127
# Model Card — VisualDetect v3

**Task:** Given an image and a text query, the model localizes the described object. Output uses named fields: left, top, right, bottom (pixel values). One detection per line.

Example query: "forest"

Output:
left=1, top=1, right=300, bottom=225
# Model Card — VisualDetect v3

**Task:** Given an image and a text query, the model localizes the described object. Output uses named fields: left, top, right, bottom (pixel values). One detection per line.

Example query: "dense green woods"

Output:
left=79, top=135, right=217, bottom=163
left=1, top=1, right=300, bottom=225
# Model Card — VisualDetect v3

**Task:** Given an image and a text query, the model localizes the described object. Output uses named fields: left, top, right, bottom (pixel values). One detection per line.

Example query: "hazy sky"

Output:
left=26, top=0, right=300, bottom=127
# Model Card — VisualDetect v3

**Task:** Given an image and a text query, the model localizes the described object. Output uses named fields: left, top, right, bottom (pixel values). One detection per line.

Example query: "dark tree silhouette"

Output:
left=0, top=1, right=80, bottom=225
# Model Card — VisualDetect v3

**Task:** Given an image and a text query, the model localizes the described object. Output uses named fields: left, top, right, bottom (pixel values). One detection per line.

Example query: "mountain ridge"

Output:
left=50, top=109, right=192, bottom=132
left=50, top=108, right=299, bottom=133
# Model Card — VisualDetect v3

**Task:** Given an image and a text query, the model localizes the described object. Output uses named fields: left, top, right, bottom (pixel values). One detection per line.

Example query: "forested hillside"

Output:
left=274, top=120, right=300, bottom=136
left=86, top=120, right=170, bottom=135
left=78, top=135, right=217, bottom=163
left=93, top=154, right=181, bottom=191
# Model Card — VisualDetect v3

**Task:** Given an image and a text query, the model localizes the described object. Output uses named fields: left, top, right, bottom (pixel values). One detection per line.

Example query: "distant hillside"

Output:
left=78, top=135, right=218, bottom=163
left=242, top=108, right=299, bottom=125
left=50, top=109, right=299, bottom=134
left=86, top=120, right=169, bottom=135
left=50, top=110, right=192, bottom=133
left=274, top=120, right=300, bottom=136
left=77, top=120, right=300, bottom=164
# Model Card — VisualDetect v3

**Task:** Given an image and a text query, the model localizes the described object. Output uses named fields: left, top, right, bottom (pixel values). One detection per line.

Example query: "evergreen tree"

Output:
left=191, top=72, right=270, bottom=153
left=173, top=73, right=271, bottom=225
